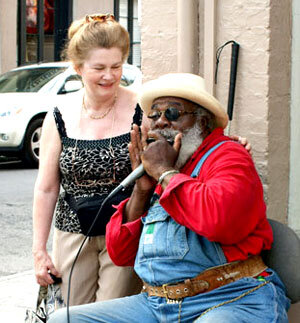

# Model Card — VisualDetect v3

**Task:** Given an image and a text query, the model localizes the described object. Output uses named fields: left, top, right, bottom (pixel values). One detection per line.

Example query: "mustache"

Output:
left=147, top=129, right=180, bottom=145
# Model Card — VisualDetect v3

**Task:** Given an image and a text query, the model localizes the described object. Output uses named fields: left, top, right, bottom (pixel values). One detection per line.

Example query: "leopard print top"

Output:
left=53, top=104, right=143, bottom=233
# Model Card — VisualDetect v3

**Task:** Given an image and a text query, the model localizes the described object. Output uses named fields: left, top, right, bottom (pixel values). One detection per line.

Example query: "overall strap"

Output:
left=191, top=141, right=229, bottom=178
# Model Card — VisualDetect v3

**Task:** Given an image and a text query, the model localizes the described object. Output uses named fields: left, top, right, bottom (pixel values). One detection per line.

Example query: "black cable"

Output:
left=66, top=185, right=124, bottom=323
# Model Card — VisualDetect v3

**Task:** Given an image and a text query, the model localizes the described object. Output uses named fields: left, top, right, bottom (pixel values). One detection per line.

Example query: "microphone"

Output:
left=108, top=138, right=174, bottom=199
left=119, top=163, right=145, bottom=189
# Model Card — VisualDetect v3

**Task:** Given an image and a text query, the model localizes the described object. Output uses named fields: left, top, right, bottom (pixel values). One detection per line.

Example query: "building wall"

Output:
left=140, top=1, right=177, bottom=81
left=73, top=0, right=114, bottom=20
left=267, top=1, right=291, bottom=223
left=289, top=0, right=300, bottom=235
left=0, top=0, right=18, bottom=73
left=141, top=0, right=292, bottom=224
left=215, top=0, right=291, bottom=223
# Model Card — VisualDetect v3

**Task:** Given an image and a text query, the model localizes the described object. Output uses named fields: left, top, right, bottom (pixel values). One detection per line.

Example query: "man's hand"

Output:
left=141, top=130, right=182, bottom=181
left=128, top=124, right=156, bottom=192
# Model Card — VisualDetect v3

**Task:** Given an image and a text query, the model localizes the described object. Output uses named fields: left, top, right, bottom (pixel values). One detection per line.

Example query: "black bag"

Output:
left=65, top=190, right=131, bottom=236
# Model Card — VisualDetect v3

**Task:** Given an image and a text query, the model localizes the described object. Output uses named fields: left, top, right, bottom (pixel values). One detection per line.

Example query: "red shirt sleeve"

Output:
left=106, top=198, right=143, bottom=266
left=159, top=142, right=272, bottom=260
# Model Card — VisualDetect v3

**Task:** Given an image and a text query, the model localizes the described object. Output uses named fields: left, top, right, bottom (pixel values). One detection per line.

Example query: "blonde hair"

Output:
left=65, top=14, right=130, bottom=67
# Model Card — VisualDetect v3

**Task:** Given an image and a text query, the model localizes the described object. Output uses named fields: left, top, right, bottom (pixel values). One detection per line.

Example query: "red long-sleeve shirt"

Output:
left=106, top=128, right=273, bottom=266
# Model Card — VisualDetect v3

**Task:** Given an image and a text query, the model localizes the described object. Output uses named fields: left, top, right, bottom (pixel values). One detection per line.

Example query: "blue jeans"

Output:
left=48, top=272, right=290, bottom=323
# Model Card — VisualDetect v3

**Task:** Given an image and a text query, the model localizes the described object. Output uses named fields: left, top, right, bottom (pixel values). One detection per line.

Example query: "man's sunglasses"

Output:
left=147, top=107, right=197, bottom=122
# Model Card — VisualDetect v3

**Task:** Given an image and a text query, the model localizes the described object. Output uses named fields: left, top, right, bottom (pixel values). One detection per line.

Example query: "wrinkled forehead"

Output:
left=151, top=96, right=194, bottom=110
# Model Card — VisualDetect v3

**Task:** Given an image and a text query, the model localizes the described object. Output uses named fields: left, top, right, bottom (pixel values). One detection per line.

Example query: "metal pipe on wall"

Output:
left=204, top=0, right=216, bottom=95
left=177, top=0, right=198, bottom=73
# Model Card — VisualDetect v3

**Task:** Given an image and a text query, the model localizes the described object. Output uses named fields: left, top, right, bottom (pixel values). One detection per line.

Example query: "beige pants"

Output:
left=52, top=228, right=142, bottom=306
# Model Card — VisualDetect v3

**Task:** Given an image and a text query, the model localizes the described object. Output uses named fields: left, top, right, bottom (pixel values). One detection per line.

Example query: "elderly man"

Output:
left=49, top=73, right=289, bottom=322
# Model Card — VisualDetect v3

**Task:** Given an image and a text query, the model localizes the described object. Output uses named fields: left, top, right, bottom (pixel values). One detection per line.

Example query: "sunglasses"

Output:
left=147, top=106, right=197, bottom=122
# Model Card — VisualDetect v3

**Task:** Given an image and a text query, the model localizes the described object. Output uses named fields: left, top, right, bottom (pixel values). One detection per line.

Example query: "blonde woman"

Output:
left=32, top=14, right=143, bottom=306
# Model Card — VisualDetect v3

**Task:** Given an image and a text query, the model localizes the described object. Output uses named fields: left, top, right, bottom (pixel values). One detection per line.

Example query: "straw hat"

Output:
left=138, top=73, right=228, bottom=129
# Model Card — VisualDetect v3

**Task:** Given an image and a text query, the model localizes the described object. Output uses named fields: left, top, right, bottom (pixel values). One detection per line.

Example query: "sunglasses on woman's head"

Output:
left=147, top=106, right=197, bottom=122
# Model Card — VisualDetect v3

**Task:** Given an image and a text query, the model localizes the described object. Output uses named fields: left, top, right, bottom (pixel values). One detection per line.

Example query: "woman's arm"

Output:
left=32, top=111, right=62, bottom=286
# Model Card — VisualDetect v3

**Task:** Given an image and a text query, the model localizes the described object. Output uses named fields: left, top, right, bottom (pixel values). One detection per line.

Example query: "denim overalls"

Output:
left=49, top=142, right=290, bottom=323
left=134, top=142, right=228, bottom=286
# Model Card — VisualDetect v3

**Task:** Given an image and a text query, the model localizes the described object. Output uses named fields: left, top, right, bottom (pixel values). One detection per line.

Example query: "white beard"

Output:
left=156, top=123, right=203, bottom=169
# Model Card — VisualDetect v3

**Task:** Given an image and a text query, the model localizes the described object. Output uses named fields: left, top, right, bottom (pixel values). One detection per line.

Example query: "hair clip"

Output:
left=85, top=13, right=115, bottom=24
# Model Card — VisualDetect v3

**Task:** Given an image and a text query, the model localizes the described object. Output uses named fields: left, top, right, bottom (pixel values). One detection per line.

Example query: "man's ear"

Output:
left=199, top=115, right=209, bottom=129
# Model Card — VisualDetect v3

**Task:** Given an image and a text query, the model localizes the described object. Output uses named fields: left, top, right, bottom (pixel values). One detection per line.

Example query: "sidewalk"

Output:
left=0, top=270, right=39, bottom=322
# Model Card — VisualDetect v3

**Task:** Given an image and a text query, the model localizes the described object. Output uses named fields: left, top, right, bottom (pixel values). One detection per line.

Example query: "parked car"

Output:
left=0, top=62, right=142, bottom=167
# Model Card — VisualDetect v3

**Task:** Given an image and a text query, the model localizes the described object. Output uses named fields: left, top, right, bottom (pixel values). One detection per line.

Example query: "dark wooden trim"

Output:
left=17, top=0, right=27, bottom=66
left=114, top=0, right=120, bottom=21
left=127, top=0, right=134, bottom=64
left=37, top=0, right=44, bottom=62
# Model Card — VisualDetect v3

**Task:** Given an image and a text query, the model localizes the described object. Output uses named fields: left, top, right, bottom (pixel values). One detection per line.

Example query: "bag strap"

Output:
left=131, top=104, right=143, bottom=127
left=191, top=141, right=229, bottom=178
left=53, top=107, right=67, bottom=139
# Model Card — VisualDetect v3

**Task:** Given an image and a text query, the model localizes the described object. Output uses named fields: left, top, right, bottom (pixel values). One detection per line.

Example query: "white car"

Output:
left=0, top=62, right=142, bottom=167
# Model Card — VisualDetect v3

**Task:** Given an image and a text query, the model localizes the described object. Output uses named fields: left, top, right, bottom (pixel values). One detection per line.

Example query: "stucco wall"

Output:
left=73, top=0, right=114, bottom=20
left=140, top=0, right=291, bottom=223
left=0, top=0, right=17, bottom=73
left=289, top=0, right=300, bottom=234
left=140, top=1, right=177, bottom=81
left=215, top=0, right=270, bottom=190
left=267, top=1, right=291, bottom=222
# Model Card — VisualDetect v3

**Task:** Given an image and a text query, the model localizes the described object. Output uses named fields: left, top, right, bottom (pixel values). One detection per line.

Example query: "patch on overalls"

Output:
left=144, top=223, right=155, bottom=244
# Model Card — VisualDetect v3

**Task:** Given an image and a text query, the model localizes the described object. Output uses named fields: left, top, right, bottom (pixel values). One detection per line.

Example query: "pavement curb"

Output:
left=0, top=270, right=34, bottom=282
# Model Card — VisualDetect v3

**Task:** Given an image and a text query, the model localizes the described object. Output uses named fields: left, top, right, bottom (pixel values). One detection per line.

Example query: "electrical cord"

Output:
left=66, top=185, right=123, bottom=323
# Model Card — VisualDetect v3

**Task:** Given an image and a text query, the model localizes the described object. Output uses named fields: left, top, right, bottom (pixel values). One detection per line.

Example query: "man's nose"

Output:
left=153, top=113, right=171, bottom=129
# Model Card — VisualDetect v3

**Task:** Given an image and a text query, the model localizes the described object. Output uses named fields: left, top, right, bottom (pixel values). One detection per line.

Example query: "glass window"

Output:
left=22, top=0, right=55, bottom=63
left=0, top=67, right=67, bottom=93
left=117, top=0, right=141, bottom=67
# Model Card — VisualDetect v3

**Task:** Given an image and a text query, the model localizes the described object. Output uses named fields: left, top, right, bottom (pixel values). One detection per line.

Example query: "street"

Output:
left=0, top=159, right=54, bottom=322
left=0, top=160, right=53, bottom=277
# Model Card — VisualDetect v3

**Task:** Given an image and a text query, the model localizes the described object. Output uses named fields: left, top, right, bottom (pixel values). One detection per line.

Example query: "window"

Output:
left=18, top=0, right=73, bottom=66
left=115, top=0, right=141, bottom=67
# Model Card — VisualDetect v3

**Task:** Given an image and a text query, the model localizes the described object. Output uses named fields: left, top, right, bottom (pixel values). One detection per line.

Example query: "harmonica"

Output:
left=146, top=138, right=174, bottom=145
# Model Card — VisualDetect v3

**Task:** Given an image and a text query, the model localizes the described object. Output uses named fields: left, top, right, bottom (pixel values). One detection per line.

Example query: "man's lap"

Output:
left=48, top=272, right=289, bottom=323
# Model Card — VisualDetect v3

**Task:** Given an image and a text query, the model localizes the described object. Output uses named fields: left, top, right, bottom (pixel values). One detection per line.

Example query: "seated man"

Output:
left=49, top=73, right=290, bottom=323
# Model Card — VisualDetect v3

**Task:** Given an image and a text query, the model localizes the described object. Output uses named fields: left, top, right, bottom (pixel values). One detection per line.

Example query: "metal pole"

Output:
left=37, top=0, right=44, bottom=62
left=127, top=0, right=133, bottom=64
left=226, top=42, right=240, bottom=135
left=18, top=0, right=27, bottom=66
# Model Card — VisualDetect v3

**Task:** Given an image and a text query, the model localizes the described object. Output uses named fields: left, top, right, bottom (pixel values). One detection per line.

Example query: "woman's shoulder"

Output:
left=54, top=90, right=83, bottom=125
left=118, top=86, right=138, bottom=103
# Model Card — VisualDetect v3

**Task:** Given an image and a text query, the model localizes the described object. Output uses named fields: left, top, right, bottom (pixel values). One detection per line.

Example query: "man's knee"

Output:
left=48, top=307, right=68, bottom=323
left=194, top=309, right=241, bottom=323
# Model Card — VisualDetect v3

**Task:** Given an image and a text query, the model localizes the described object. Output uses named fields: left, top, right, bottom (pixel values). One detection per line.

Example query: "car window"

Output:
left=0, top=67, right=67, bottom=93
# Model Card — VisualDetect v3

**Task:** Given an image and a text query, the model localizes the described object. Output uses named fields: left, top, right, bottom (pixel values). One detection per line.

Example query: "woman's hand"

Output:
left=230, top=135, right=252, bottom=154
left=33, top=249, right=60, bottom=286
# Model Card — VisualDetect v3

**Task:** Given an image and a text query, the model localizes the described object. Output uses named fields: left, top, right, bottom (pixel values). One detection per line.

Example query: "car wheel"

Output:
left=22, top=118, right=44, bottom=168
